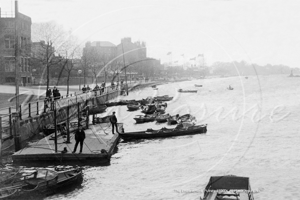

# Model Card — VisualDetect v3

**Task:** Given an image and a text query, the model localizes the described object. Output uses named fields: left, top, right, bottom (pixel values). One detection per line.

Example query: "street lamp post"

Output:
left=78, top=70, right=82, bottom=90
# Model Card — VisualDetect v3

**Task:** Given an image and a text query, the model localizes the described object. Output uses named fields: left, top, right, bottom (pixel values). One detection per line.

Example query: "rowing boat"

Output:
left=120, top=124, right=207, bottom=140
left=0, top=167, right=82, bottom=199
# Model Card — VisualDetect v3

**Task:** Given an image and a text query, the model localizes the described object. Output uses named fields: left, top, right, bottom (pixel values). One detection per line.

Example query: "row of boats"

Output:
left=116, top=94, right=208, bottom=141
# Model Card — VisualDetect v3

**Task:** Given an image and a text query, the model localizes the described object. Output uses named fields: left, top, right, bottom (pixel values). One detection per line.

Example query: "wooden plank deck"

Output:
left=12, top=123, right=122, bottom=166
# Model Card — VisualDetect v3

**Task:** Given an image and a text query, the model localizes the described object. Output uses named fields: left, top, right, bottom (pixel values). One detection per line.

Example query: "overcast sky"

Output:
left=1, top=0, right=300, bottom=68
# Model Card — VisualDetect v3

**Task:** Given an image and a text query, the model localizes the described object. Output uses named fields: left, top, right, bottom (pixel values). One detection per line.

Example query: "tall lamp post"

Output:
left=78, top=69, right=82, bottom=90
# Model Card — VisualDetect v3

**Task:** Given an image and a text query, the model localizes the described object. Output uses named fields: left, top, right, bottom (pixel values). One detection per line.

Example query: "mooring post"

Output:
left=9, top=107, right=12, bottom=137
left=19, top=105, right=22, bottom=120
left=43, top=99, right=47, bottom=113
left=54, top=103, right=58, bottom=153
left=28, top=103, right=31, bottom=118
left=36, top=101, right=39, bottom=115
left=86, top=105, right=89, bottom=129
left=13, top=115, right=20, bottom=152
left=66, top=100, right=70, bottom=143
left=77, top=102, right=80, bottom=127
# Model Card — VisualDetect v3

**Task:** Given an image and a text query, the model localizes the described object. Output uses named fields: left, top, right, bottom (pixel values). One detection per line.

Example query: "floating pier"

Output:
left=12, top=123, right=122, bottom=166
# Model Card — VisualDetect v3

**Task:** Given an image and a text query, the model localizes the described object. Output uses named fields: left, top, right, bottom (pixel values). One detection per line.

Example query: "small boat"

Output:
left=227, top=87, right=234, bottom=90
left=87, top=105, right=107, bottom=115
left=201, top=175, right=255, bottom=200
left=153, top=95, right=173, bottom=101
left=194, top=84, right=202, bottom=87
left=137, top=97, right=154, bottom=105
left=155, top=114, right=170, bottom=123
left=134, top=114, right=157, bottom=123
left=94, top=115, right=111, bottom=124
left=178, top=114, right=196, bottom=122
left=127, top=104, right=140, bottom=111
left=0, top=167, right=82, bottom=199
left=105, top=102, right=119, bottom=107
left=156, top=105, right=167, bottom=114
left=43, top=124, right=55, bottom=136
left=141, top=104, right=157, bottom=114
left=120, top=123, right=207, bottom=140
left=117, top=100, right=137, bottom=105
left=167, top=114, right=180, bottom=125
left=178, top=89, right=197, bottom=93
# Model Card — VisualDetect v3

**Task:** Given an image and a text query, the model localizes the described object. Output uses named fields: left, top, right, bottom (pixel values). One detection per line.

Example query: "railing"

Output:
left=0, top=85, right=124, bottom=132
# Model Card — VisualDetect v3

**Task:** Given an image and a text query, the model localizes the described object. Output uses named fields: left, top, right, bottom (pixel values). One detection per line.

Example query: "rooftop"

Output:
left=90, top=41, right=116, bottom=47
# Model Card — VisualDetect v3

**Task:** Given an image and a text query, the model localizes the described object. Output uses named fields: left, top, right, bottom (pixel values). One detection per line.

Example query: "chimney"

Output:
left=15, top=0, right=18, bottom=18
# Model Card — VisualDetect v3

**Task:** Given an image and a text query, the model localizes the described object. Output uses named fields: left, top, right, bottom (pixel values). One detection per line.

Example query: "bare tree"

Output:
left=31, top=21, right=70, bottom=90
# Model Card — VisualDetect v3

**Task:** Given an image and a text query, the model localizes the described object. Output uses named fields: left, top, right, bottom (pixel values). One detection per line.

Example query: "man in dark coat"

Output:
left=110, top=112, right=119, bottom=134
left=46, top=88, right=52, bottom=102
left=72, top=125, right=86, bottom=153
left=82, top=85, right=86, bottom=93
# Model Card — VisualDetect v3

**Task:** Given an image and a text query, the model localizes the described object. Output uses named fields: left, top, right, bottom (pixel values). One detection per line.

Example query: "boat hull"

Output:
left=134, top=117, right=155, bottom=123
left=88, top=106, right=107, bottom=115
left=120, top=124, right=207, bottom=140
left=156, top=118, right=168, bottom=123
left=127, top=105, right=139, bottom=111
left=178, top=90, right=197, bottom=93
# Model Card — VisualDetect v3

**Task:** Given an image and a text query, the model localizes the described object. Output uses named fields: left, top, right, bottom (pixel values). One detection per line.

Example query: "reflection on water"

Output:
left=43, top=75, right=299, bottom=200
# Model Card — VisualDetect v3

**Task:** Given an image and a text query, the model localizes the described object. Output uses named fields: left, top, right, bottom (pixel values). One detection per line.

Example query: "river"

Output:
left=47, top=74, right=300, bottom=200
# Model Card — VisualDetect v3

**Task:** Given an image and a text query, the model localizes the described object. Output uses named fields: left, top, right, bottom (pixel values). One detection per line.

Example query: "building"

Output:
left=0, top=7, right=32, bottom=85
left=116, top=37, right=147, bottom=77
left=31, top=40, right=55, bottom=59
left=83, top=41, right=117, bottom=63
left=116, top=37, right=147, bottom=63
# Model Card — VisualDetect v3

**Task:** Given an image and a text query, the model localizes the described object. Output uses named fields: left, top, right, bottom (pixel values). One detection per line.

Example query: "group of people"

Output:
left=72, top=111, right=119, bottom=154
left=81, top=82, right=107, bottom=94
left=46, top=86, right=61, bottom=102
left=81, top=85, right=91, bottom=93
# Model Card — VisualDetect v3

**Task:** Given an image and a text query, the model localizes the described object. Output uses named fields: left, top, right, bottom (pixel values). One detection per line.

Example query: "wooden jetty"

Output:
left=12, top=123, right=122, bottom=166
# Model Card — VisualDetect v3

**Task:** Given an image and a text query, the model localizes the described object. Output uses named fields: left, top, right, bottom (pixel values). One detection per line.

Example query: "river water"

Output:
left=47, top=75, right=300, bottom=200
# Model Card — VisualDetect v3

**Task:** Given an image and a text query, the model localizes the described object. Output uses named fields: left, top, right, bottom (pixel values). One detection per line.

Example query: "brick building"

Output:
left=83, top=41, right=117, bottom=63
left=0, top=8, right=32, bottom=85
left=116, top=37, right=147, bottom=63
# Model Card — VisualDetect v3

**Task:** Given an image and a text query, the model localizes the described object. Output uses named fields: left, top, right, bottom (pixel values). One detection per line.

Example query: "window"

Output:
left=21, top=37, right=24, bottom=49
left=4, top=35, right=15, bottom=49
left=21, top=37, right=27, bottom=49
left=25, top=58, right=30, bottom=72
left=20, top=57, right=23, bottom=72
left=4, top=57, right=15, bottom=72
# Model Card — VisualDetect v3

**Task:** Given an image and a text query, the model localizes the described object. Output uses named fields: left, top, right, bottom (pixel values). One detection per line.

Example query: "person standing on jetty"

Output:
left=110, top=112, right=119, bottom=134
left=72, top=125, right=86, bottom=154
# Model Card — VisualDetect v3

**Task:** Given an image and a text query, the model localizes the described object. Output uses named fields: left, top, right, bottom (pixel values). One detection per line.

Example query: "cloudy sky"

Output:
left=1, top=0, right=300, bottom=67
